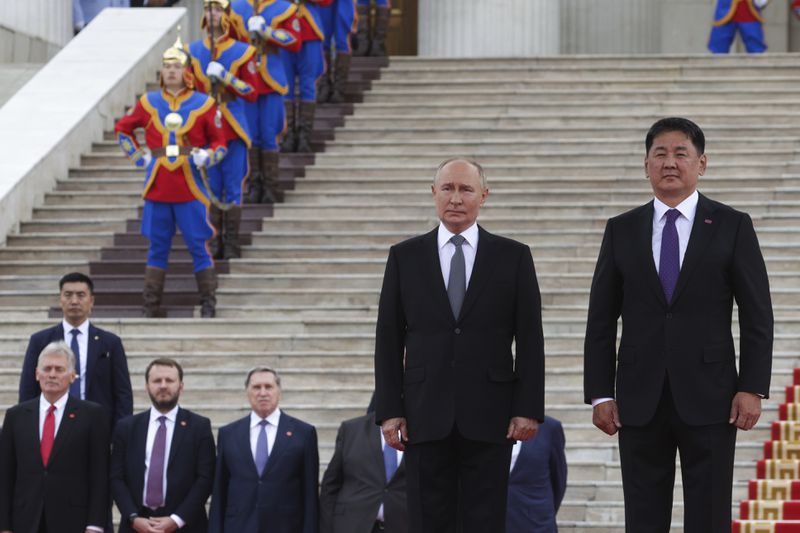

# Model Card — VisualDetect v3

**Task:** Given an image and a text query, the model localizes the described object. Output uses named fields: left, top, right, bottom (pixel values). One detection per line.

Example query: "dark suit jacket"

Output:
left=584, top=194, right=773, bottom=426
left=208, top=411, right=319, bottom=533
left=320, top=413, right=407, bottom=533
left=506, top=416, right=567, bottom=533
left=19, top=322, right=134, bottom=430
left=110, top=407, right=216, bottom=533
left=0, top=396, right=110, bottom=533
left=374, top=225, right=545, bottom=444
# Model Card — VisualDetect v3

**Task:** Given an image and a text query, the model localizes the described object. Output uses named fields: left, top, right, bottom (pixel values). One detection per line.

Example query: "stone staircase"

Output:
left=2, top=53, right=800, bottom=531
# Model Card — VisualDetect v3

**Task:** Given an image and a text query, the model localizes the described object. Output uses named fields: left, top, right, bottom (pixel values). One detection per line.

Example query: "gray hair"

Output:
left=433, top=157, right=487, bottom=190
left=245, top=366, right=281, bottom=388
left=37, top=341, right=76, bottom=371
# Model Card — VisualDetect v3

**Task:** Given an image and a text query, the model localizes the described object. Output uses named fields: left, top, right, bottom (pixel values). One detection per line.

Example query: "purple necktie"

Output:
left=145, top=416, right=167, bottom=509
left=659, top=209, right=681, bottom=304
left=255, top=419, right=269, bottom=476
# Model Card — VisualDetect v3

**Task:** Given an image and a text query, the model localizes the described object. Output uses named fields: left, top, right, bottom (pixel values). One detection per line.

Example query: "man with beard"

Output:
left=110, top=358, right=216, bottom=533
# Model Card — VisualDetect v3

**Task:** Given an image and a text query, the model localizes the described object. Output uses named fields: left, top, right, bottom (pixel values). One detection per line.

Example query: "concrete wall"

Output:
left=0, top=7, right=186, bottom=245
left=418, top=0, right=560, bottom=57
left=0, top=0, right=72, bottom=62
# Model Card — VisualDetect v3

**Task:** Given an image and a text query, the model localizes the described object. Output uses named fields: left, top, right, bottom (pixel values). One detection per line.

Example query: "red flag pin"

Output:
left=69, top=413, right=76, bottom=419
left=180, top=421, right=187, bottom=427
left=704, top=219, right=713, bottom=224
left=286, top=431, right=293, bottom=437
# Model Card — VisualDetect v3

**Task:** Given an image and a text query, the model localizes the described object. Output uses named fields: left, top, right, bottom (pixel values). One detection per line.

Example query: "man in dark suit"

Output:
left=583, top=117, right=774, bottom=532
left=506, top=416, right=567, bottom=533
left=320, top=402, right=407, bottom=533
left=374, top=158, right=545, bottom=532
left=19, top=272, right=133, bottom=431
left=208, top=367, right=319, bottom=533
left=111, top=358, right=215, bottom=533
left=0, top=341, right=110, bottom=533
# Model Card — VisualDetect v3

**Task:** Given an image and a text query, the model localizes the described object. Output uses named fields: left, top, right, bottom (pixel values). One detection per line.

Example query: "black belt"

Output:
left=151, top=147, right=193, bottom=158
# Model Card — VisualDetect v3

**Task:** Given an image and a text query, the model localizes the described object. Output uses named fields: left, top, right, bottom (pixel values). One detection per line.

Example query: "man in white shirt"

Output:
left=584, top=117, right=773, bottom=532
left=0, top=341, right=109, bottom=533
left=209, top=367, right=320, bottom=533
left=110, top=358, right=215, bottom=533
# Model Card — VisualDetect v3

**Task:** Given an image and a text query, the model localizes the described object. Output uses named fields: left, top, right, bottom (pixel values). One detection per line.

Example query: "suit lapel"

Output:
left=263, top=413, right=293, bottom=477
left=458, top=226, right=498, bottom=322
left=235, top=417, right=259, bottom=475
left=167, top=408, right=189, bottom=470
left=670, top=194, right=719, bottom=306
left=638, top=201, right=668, bottom=307
left=20, top=401, right=42, bottom=468
left=368, top=416, right=386, bottom=483
left=132, top=412, right=150, bottom=498
left=422, top=228, right=455, bottom=323
left=48, top=396, right=80, bottom=466
left=84, top=324, right=101, bottom=397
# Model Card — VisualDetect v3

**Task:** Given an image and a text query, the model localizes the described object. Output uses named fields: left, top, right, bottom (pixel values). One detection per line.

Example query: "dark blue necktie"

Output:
left=69, top=328, right=81, bottom=399
left=447, top=234, right=466, bottom=319
left=659, top=209, right=681, bottom=304
left=383, top=442, right=398, bottom=483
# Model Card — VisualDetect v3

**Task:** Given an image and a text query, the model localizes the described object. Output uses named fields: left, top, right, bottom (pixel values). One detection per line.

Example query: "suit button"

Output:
left=666, top=313, right=672, bottom=319
left=451, top=360, right=456, bottom=368
left=454, top=328, right=461, bottom=334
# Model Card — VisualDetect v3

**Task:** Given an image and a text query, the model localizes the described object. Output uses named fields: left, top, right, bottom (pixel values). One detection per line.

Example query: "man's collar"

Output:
left=653, top=190, right=699, bottom=222
left=39, top=391, right=69, bottom=410
left=437, top=222, right=479, bottom=250
left=149, top=404, right=180, bottom=423
left=62, top=318, right=89, bottom=336
left=250, top=407, right=281, bottom=427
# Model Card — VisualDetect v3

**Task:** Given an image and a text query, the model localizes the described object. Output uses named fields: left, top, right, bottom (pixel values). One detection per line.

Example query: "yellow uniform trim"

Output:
left=298, top=5, right=325, bottom=40
left=714, top=0, right=764, bottom=26
left=221, top=105, right=252, bottom=148
left=258, top=56, right=288, bottom=94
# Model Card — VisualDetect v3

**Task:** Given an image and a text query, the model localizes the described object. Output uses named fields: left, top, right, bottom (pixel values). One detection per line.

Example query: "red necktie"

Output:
left=41, top=404, right=56, bottom=467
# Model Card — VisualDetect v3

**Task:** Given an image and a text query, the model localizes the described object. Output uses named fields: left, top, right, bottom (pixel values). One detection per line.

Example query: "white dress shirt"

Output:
left=377, top=431, right=404, bottom=522
left=437, top=222, right=479, bottom=289
left=250, top=408, right=281, bottom=465
left=509, top=440, right=522, bottom=472
left=142, top=405, right=185, bottom=527
left=62, top=318, right=89, bottom=400
left=591, top=190, right=699, bottom=408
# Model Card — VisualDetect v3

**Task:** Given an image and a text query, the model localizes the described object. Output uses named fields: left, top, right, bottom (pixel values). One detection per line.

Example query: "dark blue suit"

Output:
left=18, top=323, right=133, bottom=431
left=209, top=411, right=319, bottom=533
left=110, top=408, right=216, bottom=533
left=506, top=416, right=567, bottom=533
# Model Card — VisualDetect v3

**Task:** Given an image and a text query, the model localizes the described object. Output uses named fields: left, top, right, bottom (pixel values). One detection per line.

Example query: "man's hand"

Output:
left=131, top=518, right=154, bottom=533
left=149, top=517, right=179, bottom=532
left=729, top=392, right=762, bottom=430
left=506, top=417, right=538, bottom=441
left=381, top=417, right=408, bottom=451
left=593, top=400, right=622, bottom=435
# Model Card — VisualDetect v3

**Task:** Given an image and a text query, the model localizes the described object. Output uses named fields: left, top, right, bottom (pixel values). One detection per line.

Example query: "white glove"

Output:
left=247, top=15, right=267, bottom=34
left=206, top=61, right=228, bottom=82
left=191, top=148, right=211, bottom=168
left=142, top=149, right=152, bottom=167
left=753, top=0, right=768, bottom=8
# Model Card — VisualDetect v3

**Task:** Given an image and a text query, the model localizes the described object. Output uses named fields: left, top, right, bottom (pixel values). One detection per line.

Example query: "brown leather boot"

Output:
left=195, top=267, right=217, bottom=318
left=244, top=147, right=263, bottom=204
left=353, top=4, right=370, bottom=56
left=260, top=150, right=284, bottom=204
left=330, top=52, right=351, bottom=104
left=280, top=99, right=297, bottom=152
left=222, top=205, right=242, bottom=259
left=296, top=101, right=315, bottom=153
left=142, top=266, right=166, bottom=318
left=370, top=6, right=390, bottom=57
left=317, top=52, right=332, bottom=103
left=208, top=205, right=224, bottom=259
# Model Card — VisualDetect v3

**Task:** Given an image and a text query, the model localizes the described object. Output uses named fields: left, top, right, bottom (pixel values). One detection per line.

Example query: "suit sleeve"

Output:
left=583, top=219, right=623, bottom=404
left=373, top=246, right=408, bottom=425
left=109, top=334, right=134, bottom=428
left=511, top=244, right=545, bottom=421
left=0, top=408, right=17, bottom=530
left=319, top=422, right=346, bottom=533
left=549, top=421, right=567, bottom=512
left=110, top=417, right=138, bottom=518
left=88, top=403, right=111, bottom=528
left=18, top=333, right=43, bottom=402
left=173, top=416, right=216, bottom=527
left=303, top=425, right=320, bottom=533
left=207, top=427, right=229, bottom=533
left=731, top=213, right=773, bottom=397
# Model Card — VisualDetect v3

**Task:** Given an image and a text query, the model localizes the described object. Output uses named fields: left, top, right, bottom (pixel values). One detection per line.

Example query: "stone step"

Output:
left=387, top=55, right=800, bottom=68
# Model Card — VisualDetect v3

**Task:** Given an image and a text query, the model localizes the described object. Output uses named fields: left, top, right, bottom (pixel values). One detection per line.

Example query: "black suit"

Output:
left=110, top=407, right=216, bottom=533
left=584, top=193, right=773, bottom=532
left=19, top=323, right=133, bottom=431
left=0, top=396, right=110, bottom=533
left=320, top=413, right=407, bottom=533
left=374, top=225, right=545, bottom=532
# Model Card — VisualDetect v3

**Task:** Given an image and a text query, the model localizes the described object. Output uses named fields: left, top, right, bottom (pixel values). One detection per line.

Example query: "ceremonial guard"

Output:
left=190, top=0, right=260, bottom=258
left=230, top=0, right=302, bottom=203
left=281, top=0, right=332, bottom=153
left=317, top=0, right=357, bottom=103
left=708, top=0, right=769, bottom=53
left=115, top=34, right=227, bottom=318
left=353, top=0, right=390, bottom=57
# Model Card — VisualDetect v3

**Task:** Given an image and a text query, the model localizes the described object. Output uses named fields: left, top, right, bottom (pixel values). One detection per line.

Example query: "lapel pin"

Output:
left=704, top=219, right=713, bottom=224
left=69, top=413, right=76, bottom=419
left=94, top=336, right=100, bottom=341
left=180, top=420, right=187, bottom=427
left=286, top=431, right=293, bottom=437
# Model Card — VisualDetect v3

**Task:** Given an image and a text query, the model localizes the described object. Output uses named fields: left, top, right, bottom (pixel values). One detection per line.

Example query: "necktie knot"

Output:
left=48, top=404, right=56, bottom=414
left=665, top=209, right=680, bottom=224
left=157, top=415, right=166, bottom=425
left=70, top=328, right=79, bottom=338
left=259, top=419, right=268, bottom=428
left=450, top=234, right=466, bottom=247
